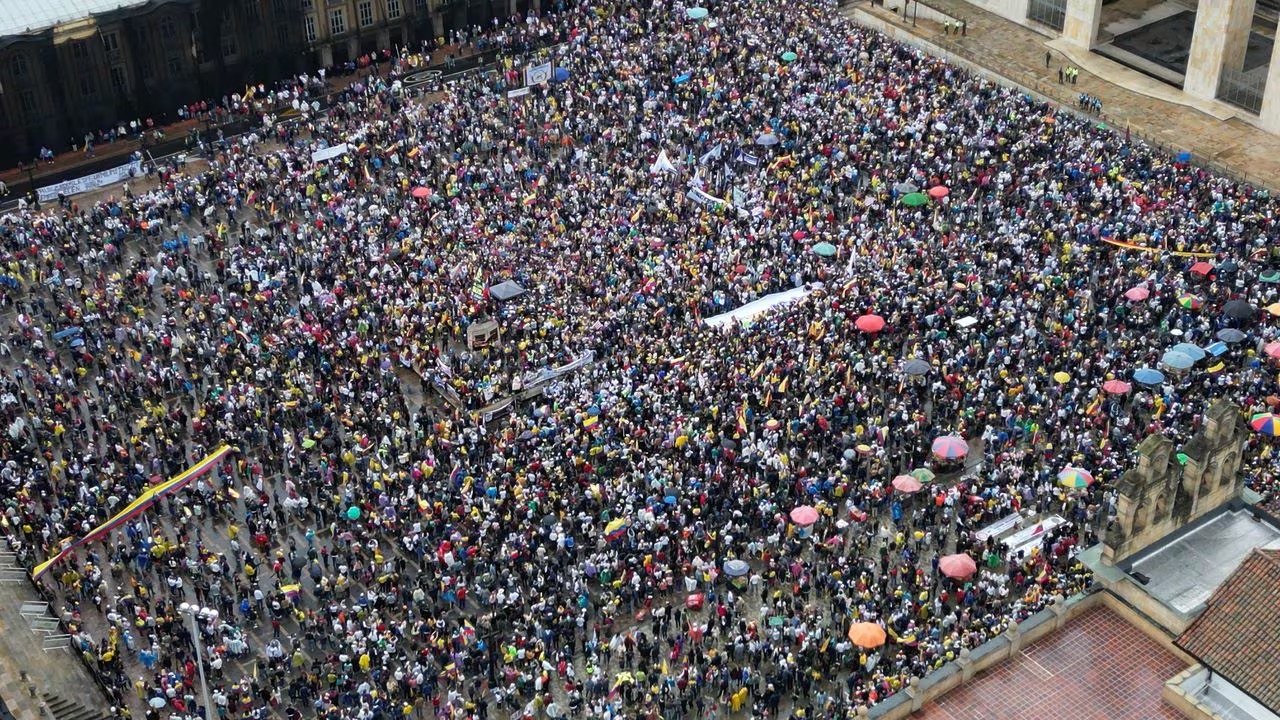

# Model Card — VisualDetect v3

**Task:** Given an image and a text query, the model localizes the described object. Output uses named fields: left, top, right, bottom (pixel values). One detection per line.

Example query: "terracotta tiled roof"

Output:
left=1176, top=548, right=1280, bottom=714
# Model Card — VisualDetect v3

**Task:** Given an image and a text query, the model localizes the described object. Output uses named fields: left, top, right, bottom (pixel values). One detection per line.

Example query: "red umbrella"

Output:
left=411, top=186, right=431, bottom=199
left=855, top=314, right=885, bottom=333
left=938, top=553, right=978, bottom=579
left=1102, top=379, right=1132, bottom=394
left=927, top=185, right=949, bottom=200
left=892, top=475, right=922, bottom=493
left=1123, top=286, right=1149, bottom=302
left=1189, top=261, right=1213, bottom=276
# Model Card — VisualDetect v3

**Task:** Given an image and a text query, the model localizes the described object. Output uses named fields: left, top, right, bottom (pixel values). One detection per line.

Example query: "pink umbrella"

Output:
left=938, top=553, right=978, bottom=579
left=411, top=186, right=431, bottom=199
left=855, top=314, right=885, bottom=333
left=931, top=435, right=968, bottom=460
left=1266, top=342, right=1280, bottom=360
left=789, top=505, right=820, bottom=526
left=927, top=185, right=949, bottom=200
left=1102, top=379, right=1132, bottom=394
left=1123, top=286, right=1150, bottom=302
left=892, top=475, right=922, bottom=493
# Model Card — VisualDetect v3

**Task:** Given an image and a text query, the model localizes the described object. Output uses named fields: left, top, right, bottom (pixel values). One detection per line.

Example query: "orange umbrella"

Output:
left=847, top=622, right=887, bottom=648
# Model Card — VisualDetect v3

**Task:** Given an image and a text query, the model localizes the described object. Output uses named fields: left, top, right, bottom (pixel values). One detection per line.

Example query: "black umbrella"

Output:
left=1223, top=299, right=1255, bottom=321
left=1217, top=328, right=1247, bottom=343
left=902, top=358, right=931, bottom=376
left=1217, top=260, right=1239, bottom=274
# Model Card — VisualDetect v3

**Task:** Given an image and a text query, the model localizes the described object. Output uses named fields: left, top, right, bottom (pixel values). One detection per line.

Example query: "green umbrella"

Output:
left=1176, top=453, right=1189, bottom=465
left=910, top=468, right=936, bottom=482
left=1260, top=269, right=1280, bottom=283
left=780, top=51, right=798, bottom=63
left=812, top=241, right=837, bottom=257
left=1096, top=123, right=1107, bottom=130
left=901, top=192, right=929, bottom=207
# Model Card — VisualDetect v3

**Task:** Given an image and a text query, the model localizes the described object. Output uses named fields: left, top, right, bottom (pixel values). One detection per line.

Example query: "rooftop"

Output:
left=1127, top=508, right=1280, bottom=616
left=0, top=0, right=152, bottom=40
left=916, top=605, right=1184, bottom=720
left=1177, top=548, right=1280, bottom=715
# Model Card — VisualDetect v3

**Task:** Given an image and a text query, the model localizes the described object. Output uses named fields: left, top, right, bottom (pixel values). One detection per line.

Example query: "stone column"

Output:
left=1184, top=0, right=1256, bottom=100
left=1261, top=37, right=1280, bottom=131
left=958, top=647, right=974, bottom=682
left=1005, top=619, right=1023, bottom=654
left=1061, top=0, right=1102, bottom=50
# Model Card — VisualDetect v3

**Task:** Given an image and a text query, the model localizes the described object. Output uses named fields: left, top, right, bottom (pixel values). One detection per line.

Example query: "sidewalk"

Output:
left=845, top=0, right=1280, bottom=191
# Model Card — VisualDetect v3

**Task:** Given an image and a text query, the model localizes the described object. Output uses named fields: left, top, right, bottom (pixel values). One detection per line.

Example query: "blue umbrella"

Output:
left=1203, top=341, right=1228, bottom=357
left=552, top=67, right=570, bottom=83
left=1170, top=342, right=1206, bottom=361
left=1132, top=368, right=1164, bottom=386
left=1162, top=351, right=1195, bottom=370
left=687, top=6, right=709, bottom=19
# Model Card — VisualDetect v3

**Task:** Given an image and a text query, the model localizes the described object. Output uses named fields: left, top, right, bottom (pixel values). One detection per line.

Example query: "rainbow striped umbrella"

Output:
left=1057, top=467, right=1094, bottom=488
left=1251, top=413, right=1280, bottom=436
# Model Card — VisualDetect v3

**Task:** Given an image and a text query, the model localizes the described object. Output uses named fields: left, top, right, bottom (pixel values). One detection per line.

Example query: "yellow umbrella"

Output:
left=1053, top=371, right=1071, bottom=384
left=1266, top=303, right=1280, bottom=317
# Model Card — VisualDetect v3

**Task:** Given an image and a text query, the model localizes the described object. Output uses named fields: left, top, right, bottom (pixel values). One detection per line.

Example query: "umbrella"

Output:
left=1217, top=328, right=1247, bottom=343
left=1218, top=260, right=1239, bottom=274
left=1189, top=261, right=1214, bottom=276
left=789, top=505, right=820, bottom=526
left=902, top=358, right=931, bottom=376
left=780, top=51, right=798, bottom=62
left=1260, top=269, right=1280, bottom=283
left=1170, top=342, right=1207, bottom=361
left=1052, top=371, right=1071, bottom=383
left=1161, top=350, right=1195, bottom=369
left=1177, top=294, right=1203, bottom=310
left=1250, top=413, right=1280, bottom=436
left=723, top=559, right=750, bottom=577
left=1057, top=466, right=1094, bottom=488
left=927, top=185, right=949, bottom=200
left=553, top=67, right=570, bottom=82
left=1123, top=286, right=1150, bottom=302
left=900, top=192, right=929, bottom=207
left=893, top=181, right=918, bottom=194
left=1133, top=367, right=1165, bottom=385
left=938, top=553, right=978, bottom=579
left=755, top=133, right=779, bottom=146
left=847, top=622, right=887, bottom=648
left=1223, top=299, right=1255, bottom=321
left=1264, top=342, right=1280, bottom=359
left=686, top=6, right=709, bottom=18
left=812, top=241, right=837, bottom=257
left=855, top=314, right=885, bottom=333
left=1268, top=303, right=1280, bottom=317
left=910, top=467, right=936, bottom=482
left=930, top=435, right=968, bottom=460
left=892, top=475, right=923, bottom=493
left=411, top=186, right=431, bottom=199
left=1102, top=379, right=1132, bottom=394
left=1203, top=341, right=1228, bottom=357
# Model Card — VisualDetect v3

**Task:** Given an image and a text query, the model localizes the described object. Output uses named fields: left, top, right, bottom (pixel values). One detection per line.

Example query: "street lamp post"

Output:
left=178, top=602, right=218, bottom=720
left=23, top=161, right=39, bottom=210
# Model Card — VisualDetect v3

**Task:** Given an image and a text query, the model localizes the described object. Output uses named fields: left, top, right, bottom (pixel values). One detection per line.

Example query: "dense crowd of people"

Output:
left=1, top=0, right=1279, bottom=719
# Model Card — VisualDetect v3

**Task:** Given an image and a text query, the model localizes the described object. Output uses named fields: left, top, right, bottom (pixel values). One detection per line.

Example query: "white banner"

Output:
left=525, top=62, right=552, bottom=86
left=38, top=160, right=140, bottom=202
left=686, top=186, right=730, bottom=208
left=310, top=143, right=350, bottom=163
left=507, top=86, right=531, bottom=99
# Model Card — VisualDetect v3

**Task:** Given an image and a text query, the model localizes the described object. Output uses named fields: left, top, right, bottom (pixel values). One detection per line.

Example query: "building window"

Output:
left=11, top=54, right=27, bottom=78
left=140, top=56, right=153, bottom=80
left=70, top=41, right=89, bottom=59
left=244, top=0, right=260, bottom=20
left=358, top=1, right=374, bottom=27
left=79, top=76, right=94, bottom=96
left=110, top=65, right=127, bottom=90
left=329, top=8, right=346, bottom=35
left=387, top=0, right=401, bottom=19
left=221, top=32, right=238, bottom=58
left=159, top=17, right=176, bottom=38
left=304, top=15, right=318, bottom=42
left=102, top=33, right=119, bottom=52
left=167, top=56, right=182, bottom=76
left=276, top=24, right=290, bottom=45
left=415, top=0, right=427, bottom=12
left=301, top=0, right=313, bottom=8
left=18, top=89, right=35, bottom=117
